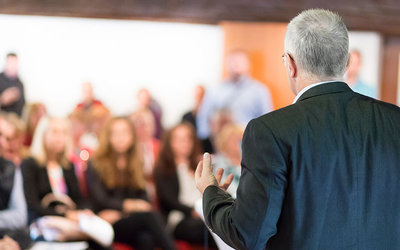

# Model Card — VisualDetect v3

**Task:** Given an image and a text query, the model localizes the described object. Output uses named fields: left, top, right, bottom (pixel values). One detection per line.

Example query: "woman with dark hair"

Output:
left=86, top=116, right=174, bottom=250
left=154, top=123, right=214, bottom=246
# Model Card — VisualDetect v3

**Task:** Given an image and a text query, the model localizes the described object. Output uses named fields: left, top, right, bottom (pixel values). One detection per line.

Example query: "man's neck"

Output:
left=295, top=76, right=342, bottom=95
left=292, top=77, right=343, bottom=104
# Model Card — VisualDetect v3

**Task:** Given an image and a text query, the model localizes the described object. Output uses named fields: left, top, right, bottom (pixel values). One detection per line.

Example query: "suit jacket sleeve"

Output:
left=203, top=118, right=288, bottom=249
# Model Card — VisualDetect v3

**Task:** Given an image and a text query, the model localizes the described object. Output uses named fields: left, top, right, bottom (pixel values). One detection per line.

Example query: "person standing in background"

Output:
left=75, top=82, right=104, bottom=111
left=0, top=53, right=25, bottom=117
left=345, top=50, right=377, bottom=98
left=196, top=50, right=273, bottom=144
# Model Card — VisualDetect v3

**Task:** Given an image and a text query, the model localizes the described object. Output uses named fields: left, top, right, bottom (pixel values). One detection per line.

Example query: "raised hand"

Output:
left=195, top=153, right=234, bottom=195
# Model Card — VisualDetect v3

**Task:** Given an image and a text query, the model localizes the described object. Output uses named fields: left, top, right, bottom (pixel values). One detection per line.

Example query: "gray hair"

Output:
left=284, top=9, right=349, bottom=79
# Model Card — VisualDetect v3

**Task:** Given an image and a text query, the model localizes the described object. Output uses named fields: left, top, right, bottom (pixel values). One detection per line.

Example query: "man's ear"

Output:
left=288, top=54, right=297, bottom=78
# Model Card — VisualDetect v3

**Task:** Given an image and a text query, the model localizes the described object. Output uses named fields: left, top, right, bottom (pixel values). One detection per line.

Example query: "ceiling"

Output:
left=0, top=0, right=400, bottom=36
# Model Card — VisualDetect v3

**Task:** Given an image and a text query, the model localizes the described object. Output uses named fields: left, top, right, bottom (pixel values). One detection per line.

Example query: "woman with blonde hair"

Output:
left=21, top=117, right=113, bottom=247
left=213, top=123, right=244, bottom=197
left=0, top=112, right=28, bottom=165
left=86, top=116, right=174, bottom=250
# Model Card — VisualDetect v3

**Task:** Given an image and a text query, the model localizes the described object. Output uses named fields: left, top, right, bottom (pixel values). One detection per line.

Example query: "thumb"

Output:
left=202, top=152, right=212, bottom=175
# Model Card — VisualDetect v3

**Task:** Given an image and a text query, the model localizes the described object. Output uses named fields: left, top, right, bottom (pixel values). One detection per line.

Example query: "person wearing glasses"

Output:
left=196, top=9, right=400, bottom=250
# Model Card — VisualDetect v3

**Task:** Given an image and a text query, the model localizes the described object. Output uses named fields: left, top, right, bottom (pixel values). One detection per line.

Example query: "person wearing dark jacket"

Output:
left=195, top=9, right=400, bottom=250
left=87, top=117, right=174, bottom=250
left=22, top=117, right=108, bottom=244
left=154, top=123, right=215, bottom=246
left=0, top=53, right=25, bottom=116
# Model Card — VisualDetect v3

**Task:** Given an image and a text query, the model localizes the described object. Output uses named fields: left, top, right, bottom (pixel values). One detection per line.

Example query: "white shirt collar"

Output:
left=292, top=80, right=338, bottom=104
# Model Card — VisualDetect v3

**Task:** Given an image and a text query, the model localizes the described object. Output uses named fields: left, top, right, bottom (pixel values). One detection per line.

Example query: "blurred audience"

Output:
left=346, top=50, right=377, bottom=98
left=181, top=85, right=205, bottom=130
left=196, top=49, right=273, bottom=143
left=0, top=113, right=30, bottom=249
left=154, top=123, right=214, bottom=246
left=136, top=88, right=163, bottom=140
left=213, top=123, right=244, bottom=197
left=0, top=113, right=28, bottom=165
left=23, top=103, right=47, bottom=147
left=74, top=82, right=111, bottom=151
left=130, top=109, right=160, bottom=205
left=75, top=82, right=104, bottom=111
left=21, top=117, right=112, bottom=246
left=0, top=53, right=25, bottom=117
left=86, top=117, right=174, bottom=250
left=68, top=109, right=91, bottom=198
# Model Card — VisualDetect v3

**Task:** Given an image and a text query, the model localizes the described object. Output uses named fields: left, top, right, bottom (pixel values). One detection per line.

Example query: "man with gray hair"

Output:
left=195, top=9, right=400, bottom=249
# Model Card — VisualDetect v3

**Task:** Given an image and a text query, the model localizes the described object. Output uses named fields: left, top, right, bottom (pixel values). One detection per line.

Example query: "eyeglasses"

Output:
left=281, top=52, right=295, bottom=63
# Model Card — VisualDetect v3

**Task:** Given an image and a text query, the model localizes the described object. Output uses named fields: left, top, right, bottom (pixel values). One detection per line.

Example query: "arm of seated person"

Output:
left=122, top=199, right=152, bottom=213
left=65, top=209, right=94, bottom=222
left=98, top=209, right=122, bottom=224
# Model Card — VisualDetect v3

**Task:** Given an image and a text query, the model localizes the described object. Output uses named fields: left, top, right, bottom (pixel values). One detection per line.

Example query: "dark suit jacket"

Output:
left=0, top=157, right=15, bottom=210
left=203, top=82, right=400, bottom=250
left=21, top=157, right=84, bottom=223
left=0, top=72, right=25, bottom=116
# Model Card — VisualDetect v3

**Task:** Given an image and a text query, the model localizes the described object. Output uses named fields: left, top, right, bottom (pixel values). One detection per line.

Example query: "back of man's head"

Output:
left=285, top=9, right=349, bottom=80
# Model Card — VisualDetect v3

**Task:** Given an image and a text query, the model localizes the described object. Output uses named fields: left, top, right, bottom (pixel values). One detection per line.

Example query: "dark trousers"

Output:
left=113, top=211, right=175, bottom=250
left=174, top=217, right=216, bottom=247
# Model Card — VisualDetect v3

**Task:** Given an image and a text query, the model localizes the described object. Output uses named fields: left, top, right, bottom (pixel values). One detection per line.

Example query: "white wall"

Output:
left=0, top=14, right=223, bottom=127
left=348, top=31, right=383, bottom=92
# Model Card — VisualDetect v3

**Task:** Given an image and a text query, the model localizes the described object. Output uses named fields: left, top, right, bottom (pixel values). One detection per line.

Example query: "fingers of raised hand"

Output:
left=215, top=168, right=224, bottom=184
left=220, top=173, right=234, bottom=192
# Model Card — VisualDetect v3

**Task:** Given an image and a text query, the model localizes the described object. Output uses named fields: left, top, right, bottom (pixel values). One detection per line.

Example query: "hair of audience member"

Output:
left=25, top=102, right=47, bottom=136
left=30, top=116, right=73, bottom=168
left=215, top=123, right=244, bottom=155
left=155, top=122, right=202, bottom=175
left=2, top=112, right=26, bottom=138
left=93, top=116, right=146, bottom=190
left=284, top=9, right=349, bottom=80
left=130, top=108, right=156, bottom=141
left=6, top=52, right=17, bottom=58
left=0, top=112, right=27, bottom=162
left=210, top=108, right=234, bottom=139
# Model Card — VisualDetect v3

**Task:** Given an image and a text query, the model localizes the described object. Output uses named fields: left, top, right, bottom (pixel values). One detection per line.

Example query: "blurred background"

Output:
left=1, top=1, right=400, bottom=249
left=0, top=0, right=397, bottom=125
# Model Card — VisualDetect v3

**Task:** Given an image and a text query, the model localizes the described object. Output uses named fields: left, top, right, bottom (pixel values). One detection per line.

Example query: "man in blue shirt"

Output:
left=196, top=50, right=273, bottom=141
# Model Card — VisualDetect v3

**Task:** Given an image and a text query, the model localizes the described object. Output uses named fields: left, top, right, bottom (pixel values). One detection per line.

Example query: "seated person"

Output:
left=21, top=117, right=113, bottom=247
left=86, top=117, right=174, bottom=250
left=0, top=114, right=30, bottom=249
left=213, top=123, right=244, bottom=197
left=154, top=123, right=215, bottom=246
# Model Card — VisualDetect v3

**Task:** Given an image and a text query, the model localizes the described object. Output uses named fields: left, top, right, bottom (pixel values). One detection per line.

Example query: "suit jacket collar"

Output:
left=296, top=81, right=352, bottom=103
